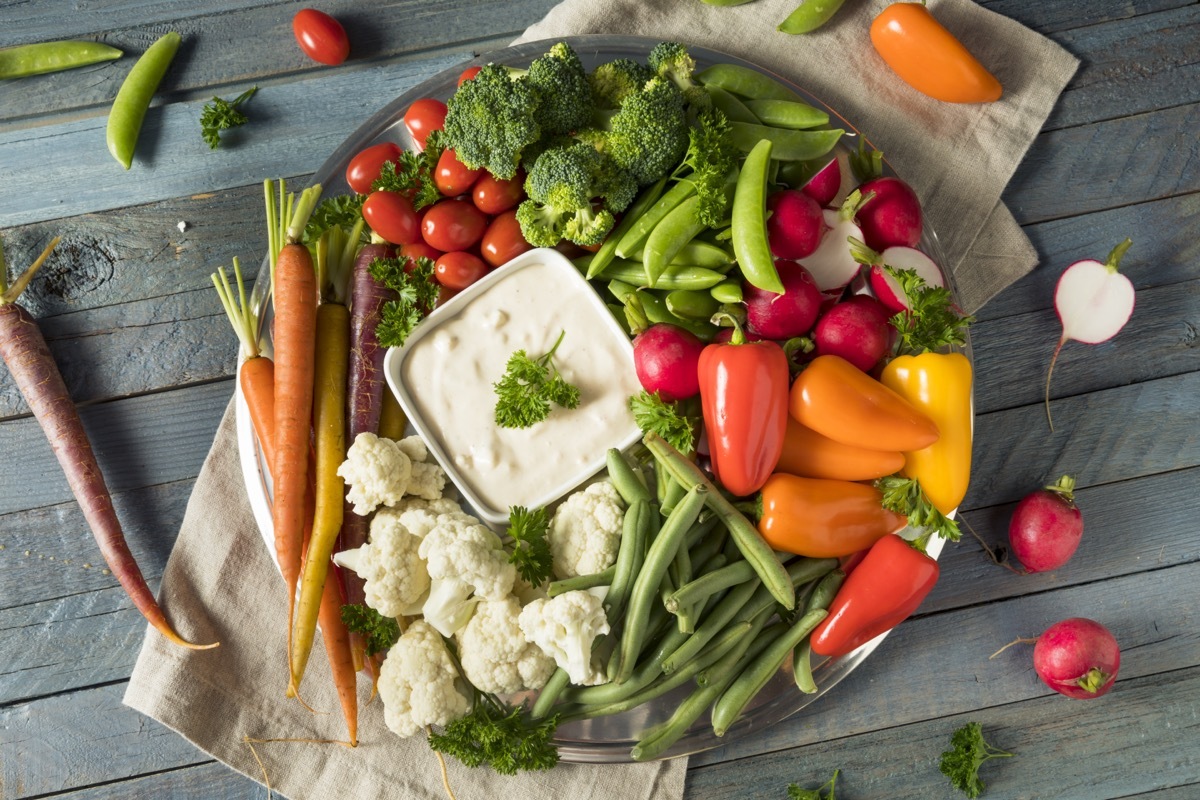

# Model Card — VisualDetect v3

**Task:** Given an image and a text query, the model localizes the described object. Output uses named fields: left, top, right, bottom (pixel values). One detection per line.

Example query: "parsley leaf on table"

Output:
left=199, top=86, right=257, bottom=150
left=339, top=603, right=400, bottom=658
left=493, top=330, right=581, bottom=429
left=939, top=722, right=1014, bottom=798
left=506, top=505, right=553, bottom=587
left=787, top=768, right=839, bottom=799
left=369, top=256, right=440, bottom=348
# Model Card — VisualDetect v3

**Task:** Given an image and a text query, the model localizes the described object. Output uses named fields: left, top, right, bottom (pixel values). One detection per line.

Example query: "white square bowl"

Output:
left=383, top=247, right=643, bottom=526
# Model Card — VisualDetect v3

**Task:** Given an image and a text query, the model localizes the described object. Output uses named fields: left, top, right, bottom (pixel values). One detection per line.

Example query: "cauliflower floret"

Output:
left=418, top=516, right=517, bottom=637
left=548, top=480, right=625, bottom=579
left=394, top=496, right=470, bottom=539
left=405, top=460, right=449, bottom=501
left=518, top=590, right=611, bottom=686
left=396, top=434, right=430, bottom=463
left=457, top=596, right=556, bottom=694
left=332, top=507, right=429, bottom=618
left=337, top=433, right=413, bottom=515
left=378, top=620, right=471, bottom=738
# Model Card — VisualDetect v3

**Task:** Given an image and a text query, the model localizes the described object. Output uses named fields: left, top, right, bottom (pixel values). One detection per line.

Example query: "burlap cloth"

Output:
left=125, top=2, right=1078, bottom=798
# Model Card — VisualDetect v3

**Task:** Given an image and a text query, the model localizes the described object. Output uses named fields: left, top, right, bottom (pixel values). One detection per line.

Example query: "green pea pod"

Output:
left=697, top=63, right=804, bottom=102
left=731, top=138, right=782, bottom=294
left=665, top=289, right=720, bottom=321
left=644, top=196, right=707, bottom=286
left=729, top=122, right=844, bottom=162
left=778, top=0, right=849, bottom=34
left=710, top=279, right=743, bottom=304
left=628, top=240, right=733, bottom=270
left=588, top=178, right=667, bottom=279
left=0, top=40, right=122, bottom=79
left=607, top=279, right=638, bottom=304
left=603, top=260, right=728, bottom=291
left=607, top=303, right=632, bottom=336
left=743, top=99, right=829, bottom=130
left=704, top=85, right=760, bottom=124
left=106, top=31, right=181, bottom=169
left=615, top=180, right=696, bottom=258
left=636, top=291, right=719, bottom=341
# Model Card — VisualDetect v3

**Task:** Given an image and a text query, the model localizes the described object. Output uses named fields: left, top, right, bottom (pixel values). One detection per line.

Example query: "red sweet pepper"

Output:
left=810, top=533, right=940, bottom=658
left=698, top=321, right=789, bottom=497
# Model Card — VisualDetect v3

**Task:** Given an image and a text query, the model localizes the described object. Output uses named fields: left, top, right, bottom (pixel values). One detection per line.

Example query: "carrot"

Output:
left=265, top=179, right=324, bottom=677
left=318, top=562, right=359, bottom=745
left=0, top=235, right=216, bottom=650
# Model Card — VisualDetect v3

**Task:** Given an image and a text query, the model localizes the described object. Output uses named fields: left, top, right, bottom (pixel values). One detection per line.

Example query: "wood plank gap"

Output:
left=1112, top=779, right=1200, bottom=799
left=0, top=677, right=132, bottom=714
left=0, top=375, right=234, bottom=425
left=19, top=759, right=221, bottom=800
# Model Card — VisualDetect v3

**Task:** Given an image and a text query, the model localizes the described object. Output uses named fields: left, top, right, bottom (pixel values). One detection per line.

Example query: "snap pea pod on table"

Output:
left=0, top=39, right=121, bottom=79
left=106, top=31, right=181, bottom=169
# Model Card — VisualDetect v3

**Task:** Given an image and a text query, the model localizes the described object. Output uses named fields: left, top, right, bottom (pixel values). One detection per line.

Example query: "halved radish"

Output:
left=798, top=191, right=871, bottom=292
left=849, top=238, right=945, bottom=313
left=799, top=154, right=841, bottom=208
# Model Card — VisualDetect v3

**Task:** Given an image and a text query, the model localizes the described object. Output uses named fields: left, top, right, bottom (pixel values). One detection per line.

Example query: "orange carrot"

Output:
left=318, top=565, right=359, bottom=745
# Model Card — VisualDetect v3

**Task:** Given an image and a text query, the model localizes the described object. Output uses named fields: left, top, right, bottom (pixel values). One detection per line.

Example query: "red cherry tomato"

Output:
left=434, top=251, right=489, bottom=290
left=292, top=9, right=349, bottom=66
left=399, top=239, right=443, bottom=268
left=346, top=142, right=402, bottom=195
left=404, top=98, right=447, bottom=149
left=435, top=148, right=483, bottom=197
left=363, top=190, right=420, bottom=245
left=481, top=209, right=533, bottom=268
left=421, top=198, right=488, bottom=252
left=457, top=66, right=482, bottom=86
left=472, top=171, right=525, bottom=215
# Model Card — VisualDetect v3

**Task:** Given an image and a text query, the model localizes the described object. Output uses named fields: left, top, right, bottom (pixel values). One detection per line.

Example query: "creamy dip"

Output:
left=399, top=257, right=642, bottom=514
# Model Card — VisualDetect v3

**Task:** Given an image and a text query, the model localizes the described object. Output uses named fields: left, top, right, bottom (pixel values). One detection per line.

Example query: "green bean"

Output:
left=547, top=565, right=616, bottom=597
left=602, top=259, right=728, bottom=291
left=710, top=279, right=743, bottom=304
left=576, top=624, right=689, bottom=705
left=704, top=84, right=760, bottom=124
left=730, top=138, right=783, bottom=295
left=667, top=560, right=756, bottom=614
left=685, top=513, right=721, bottom=550
left=532, top=667, right=571, bottom=719
left=671, top=540, right=693, bottom=614
left=805, top=569, right=846, bottom=613
left=660, top=579, right=758, bottom=674
left=696, top=609, right=780, bottom=688
left=615, top=483, right=708, bottom=684
left=607, top=448, right=652, bottom=505
left=729, top=122, right=845, bottom=163
left=106, top=31, right=181, bottom=170
left=587, top=178, right=667, bottom=279
left=604, top=500, right=650, bottom=621
left=778, top=0, right=849, bottom=34
left=629, top=240, right=734, bottom=269
left=711, top=609, right=828, bottom=735
left=615, top=180, right=696, bottom=258
left=793, top=638, right=818, bottom=694
left=697, top=63, right=805, bottom=102
left=686, top=523, right=727, bottom=570
left=0, top=40, right=122, bottom=79
left=743, top=99, right=829, bottom=130
left=643, top=196, right=708, bottom=286
left=665, top=288, right=720, bottom=321
left=660, top=475, right=687, bottom=517
left=645, top=433, right=795, bottom=608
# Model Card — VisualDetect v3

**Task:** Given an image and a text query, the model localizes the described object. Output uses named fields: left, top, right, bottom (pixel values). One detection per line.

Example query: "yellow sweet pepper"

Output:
left=880, top=351, right=974, bottom=515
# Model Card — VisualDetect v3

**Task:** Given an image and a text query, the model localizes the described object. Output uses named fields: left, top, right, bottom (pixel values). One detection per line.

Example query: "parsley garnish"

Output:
left=493, top=330, right=581, bottom=429
left=787, top=769, right=840, bottom=799
left=678, top=106, right=737, bottom=227
left=428, top=693, right=560, bottom=775
left=886, top=266, right=975, bottom=355
left=371, top=130, right=445, bottom=212
left=877, top=475, right=961, bottom=543
left=369, top=256, right=440, bottom=347
left=339, top=603, right=400, bottom=657
left=199, top=86, right=257, bottom=150
left=628, top=390, right=695, bottom=455
left=506, top=505, right=553, bottom=587
left=939, top=722, right=1014, bottom=798
left=304, top=193, right=365, bottom=245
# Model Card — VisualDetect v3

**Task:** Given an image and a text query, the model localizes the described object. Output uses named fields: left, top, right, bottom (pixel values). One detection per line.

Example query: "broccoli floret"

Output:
left=514, top=201, right=567, bottom=248
left=647, top=41, right=710, bottom=108
left=516, top=143, right=633, bottom=247
left=443, top=63, right=542, bottom=180
left=589, top=58, right=654, bottom=110
left=521, top=42, right=594, bottom=136
left=603, top=76, right=689, bottom=186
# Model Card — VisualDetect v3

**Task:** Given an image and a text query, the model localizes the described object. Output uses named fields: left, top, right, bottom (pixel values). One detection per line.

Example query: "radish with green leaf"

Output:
left=798, top=190, right=872, bottom=291
left=1045, top=239, right=1135, bottom=430
left=1008, top=475, right=1084, bottom=573
left=1035, top=617, right=1120, bottom=699
left=854, top=176, right=922, bottom=251
left=848, top=237, right=945, bottom=314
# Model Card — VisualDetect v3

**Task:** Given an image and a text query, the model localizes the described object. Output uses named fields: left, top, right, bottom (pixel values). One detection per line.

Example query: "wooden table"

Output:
left=2, top=1, right=1198, bottom=798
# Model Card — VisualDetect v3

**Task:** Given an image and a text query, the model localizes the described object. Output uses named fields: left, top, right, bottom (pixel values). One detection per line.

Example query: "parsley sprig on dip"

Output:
left=493, top=329, right=581, bottom=428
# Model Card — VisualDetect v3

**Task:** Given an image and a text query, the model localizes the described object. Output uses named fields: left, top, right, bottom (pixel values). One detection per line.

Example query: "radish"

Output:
left=855, top=176, right=922, bottom=251
left=1008, top=475, right=1084, bottom=573
left=1045, top=239, right=1136, bottom=430
left=812, top=295, right=892, bottom=372
left=743, top=260, right=822, bottom=339
left=767, top=189, right=827, bottom=260
left=798, top=153, right=841, bottom=207
left=798, top=191, right=871, bottom=292
left=632, top=323, right=705, bottom=401
left=848, top=238, right=945, bottom=314
left=1034, top=618, right=1121, bottom=699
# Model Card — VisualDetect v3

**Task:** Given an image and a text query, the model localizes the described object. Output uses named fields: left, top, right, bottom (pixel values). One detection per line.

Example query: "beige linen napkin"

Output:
left=125, top=2, right=1077, bottom=798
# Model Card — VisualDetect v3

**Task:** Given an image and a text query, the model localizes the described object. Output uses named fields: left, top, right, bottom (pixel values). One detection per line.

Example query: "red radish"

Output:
left=798, top=191, right=871, bottom=292
left=1034, top=618, right=1120, bottom=699
left=633, top=323, right=705, bottom=401
left=1045, top=239, right=1136, bottom=430
left=848, top=238, right=945, bottom=314
left=812, top=295, right=893, bottom=372
left=767, top=189, right=828, bottom=260
left=1008, top=475, right=1084, bottom=573
left=799, top=154, right=841, bottom=207
left=743, top=260, right=822, bottom=339
left=855, top=176, right=922, bottom=251
left=0, top=236, right=216, bottom=650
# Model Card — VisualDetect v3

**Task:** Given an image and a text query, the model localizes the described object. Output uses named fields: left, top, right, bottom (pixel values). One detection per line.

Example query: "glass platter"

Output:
left=234, top=34, right=972, bottom=764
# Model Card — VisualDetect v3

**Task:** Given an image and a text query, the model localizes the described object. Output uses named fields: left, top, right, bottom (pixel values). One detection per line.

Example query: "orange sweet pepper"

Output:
left=757, top=473, right=908, bottom=558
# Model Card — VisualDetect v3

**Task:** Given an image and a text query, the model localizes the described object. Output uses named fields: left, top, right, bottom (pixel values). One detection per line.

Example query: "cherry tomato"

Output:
left=399, top=239, right=442, bottom=269
left=472, top=171, right=525, bottom=215
left=404, top=98, right=447, bottom=149
left=435, top=148, right=483, bottom=197
left=457, top=65, right=482, bottom=86
left=434, top=251, right=489, bottom=291
left=437, top=285, right=458, bottom=306
left=481, top=209, right=533, bottom=268
left=362, top=190, right=420, bottom=245
left=345, top=141, right=402, bottom=195
left=421, top=198, right=487, bottom=252
left=292, top=9, right=350, bottom=66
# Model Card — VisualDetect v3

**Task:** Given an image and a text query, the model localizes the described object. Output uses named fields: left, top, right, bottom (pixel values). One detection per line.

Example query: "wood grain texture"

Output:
left=45, top=761, right=269, bottom=799
left=978, top=0, right=1196, bottom=34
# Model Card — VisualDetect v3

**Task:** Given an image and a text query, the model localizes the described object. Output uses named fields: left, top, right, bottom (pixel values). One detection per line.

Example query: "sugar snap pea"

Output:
left=106, top=31, right=181, bottom=170
left=615, top=180, right=695, bottom=258
left=629, top=240, right=733, bottom=270
left=728, top=121, right=845, bottom=162
left=704, top=84, right=760, bottom=124
left=643, top=195, right=708, bottom=286
left=697, top=63, right=805, bottom=102
left=778, top=0, right=849, bottom=34
left=730, top=138, right=783, bottom=295
left=710, top=279, right=743, bottom=304
left=602, top=260, right=727, bottom=291
left=665, top=289, right=720, bottom=321
left=587, top=178, right=667, bottom=279
left=0, top=40, right=122, bottom=79
left=743, top=99, right=829, bottom=130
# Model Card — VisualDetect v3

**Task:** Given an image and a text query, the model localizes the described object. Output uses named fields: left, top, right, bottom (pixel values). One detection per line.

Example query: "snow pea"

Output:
left=0, top=40, right=122, bottom=79
left=778, top=0, right=850, bottom=35
left=106, top=31, right=181, bottom=170
left=731, top=138, right=783, bottom=294
left=743, top=99, right=829, bottom=130
left=697, top=63, right=804, bottom=102
left=729, top=121, right=845, bottom=162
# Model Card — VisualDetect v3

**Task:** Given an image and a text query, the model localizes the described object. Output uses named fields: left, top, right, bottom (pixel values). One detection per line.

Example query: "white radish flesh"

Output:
left=799, top=192, right=870, bottom=292
left=868, top=247, right=945, bottom=313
